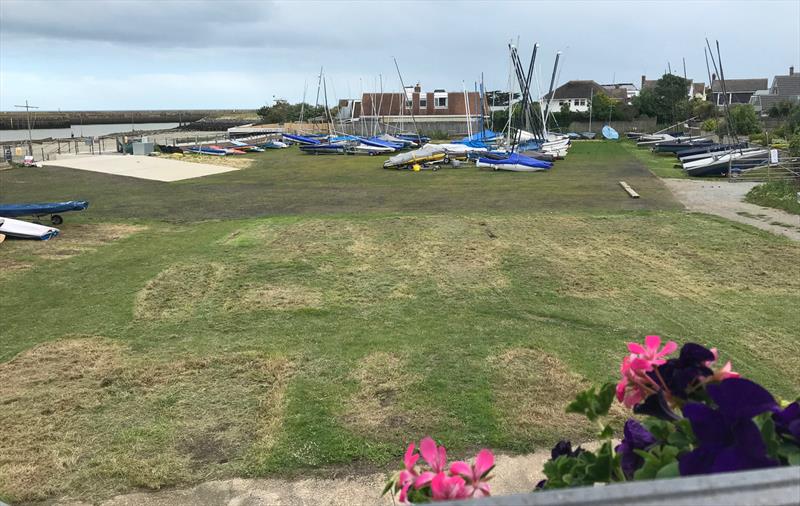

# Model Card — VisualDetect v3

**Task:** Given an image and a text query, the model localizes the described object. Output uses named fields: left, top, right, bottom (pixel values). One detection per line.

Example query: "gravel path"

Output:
left=56, top=451, right=561, bottom=506
left=663, top=180, right=800, bottom=241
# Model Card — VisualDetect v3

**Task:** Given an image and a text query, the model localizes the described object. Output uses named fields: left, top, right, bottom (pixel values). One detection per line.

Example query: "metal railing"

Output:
left=728, top=147, right=800, bottom=183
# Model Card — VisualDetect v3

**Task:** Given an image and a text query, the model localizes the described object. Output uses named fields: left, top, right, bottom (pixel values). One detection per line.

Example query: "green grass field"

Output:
left=1, top=142, right=798, bottom=503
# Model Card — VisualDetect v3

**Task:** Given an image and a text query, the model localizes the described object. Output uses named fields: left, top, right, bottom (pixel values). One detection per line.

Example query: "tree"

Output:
left=633, top=74, right=692, bottom=124
left=256, top=100, right=327, bottom=124
left=717, top=104, right=761, bottom=137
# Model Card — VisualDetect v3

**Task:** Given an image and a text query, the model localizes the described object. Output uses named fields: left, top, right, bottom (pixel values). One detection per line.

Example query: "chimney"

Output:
left=790, top=66, right=795, bottom=76
left=414, top=83, right=421, bottom=93
left=641, top=75, right=646, bottom=89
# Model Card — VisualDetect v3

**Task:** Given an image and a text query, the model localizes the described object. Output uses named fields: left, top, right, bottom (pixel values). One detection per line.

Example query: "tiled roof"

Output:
left=711, top=78, right=768, bottom=93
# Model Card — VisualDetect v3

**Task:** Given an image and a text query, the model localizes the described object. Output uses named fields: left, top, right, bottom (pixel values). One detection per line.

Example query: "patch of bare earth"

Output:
left=0, top=337, right=292, bottom=503
left=489, top=348, right=601, bottom=444
left=340, top=352, right=439, bottom=440
left=134, top=262, right=227, bottom=321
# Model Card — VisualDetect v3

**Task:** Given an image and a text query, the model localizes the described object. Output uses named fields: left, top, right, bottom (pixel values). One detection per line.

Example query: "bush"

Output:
left=745, top=180, right=800, bottom=215
left=701, top=119, right=718, bottom=132
left=789, top=133, right=800, bottom=157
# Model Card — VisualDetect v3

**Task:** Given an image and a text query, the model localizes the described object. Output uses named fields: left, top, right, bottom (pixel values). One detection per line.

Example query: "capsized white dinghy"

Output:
left=0, top=216, right=60, bottom=240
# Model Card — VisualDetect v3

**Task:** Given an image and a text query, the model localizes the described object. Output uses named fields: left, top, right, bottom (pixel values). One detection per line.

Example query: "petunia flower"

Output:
left=430, top=472, right=469, bottom=500
left=449, top=449, right=495, bottom=497
left=679, top=378, right=780, bottom=476
left=649, top=343, right=714, bottom=399
left=549, top=440, right=585, bottom=460
left=615, top=419, right=657, bottom=479
left=773, top=401, right=800, bottom=442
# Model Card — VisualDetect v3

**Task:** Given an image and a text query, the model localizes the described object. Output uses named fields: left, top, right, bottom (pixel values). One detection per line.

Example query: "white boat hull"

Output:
left=0, top=216, right=60, bottom=240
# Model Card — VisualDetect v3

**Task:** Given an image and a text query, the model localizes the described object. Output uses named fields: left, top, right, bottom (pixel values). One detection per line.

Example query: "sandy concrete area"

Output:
left=55, top=450, right=560, bottom=506
left=664, top=179, right=800, bottom=241
left=44, top=154, right=238, bottom=182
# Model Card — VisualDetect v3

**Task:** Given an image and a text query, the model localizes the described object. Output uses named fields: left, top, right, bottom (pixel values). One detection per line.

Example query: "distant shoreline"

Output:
left=0, top=109, right=257, bottom=130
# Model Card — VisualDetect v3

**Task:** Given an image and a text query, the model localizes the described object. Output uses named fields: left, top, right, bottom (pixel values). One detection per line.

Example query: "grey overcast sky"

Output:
left=1, top=0, right=798, bottom=111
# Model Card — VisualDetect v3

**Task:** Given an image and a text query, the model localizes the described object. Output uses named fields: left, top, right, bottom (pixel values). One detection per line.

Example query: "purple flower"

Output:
left=634, top=391, right=681, bottom=421
left=773, top=402, right=800, bottom=442
left=550, top=440, right=584, bottom=460
left=615, top=419, right=657, bottom=479
left=679, top=378, right=780, bottom=476
left=650, top=343, right=714, bottom=399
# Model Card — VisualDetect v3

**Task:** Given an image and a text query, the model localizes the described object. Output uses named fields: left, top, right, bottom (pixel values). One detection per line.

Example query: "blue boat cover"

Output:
left=0, top=200, right=89, bottom=217
left=283, top=134, right=321, bottom=145
left=478, top=153, right=552, bottom=169
left=602, top=125, right=619, bottom=140
left=454, top=129, right=500, bottom=145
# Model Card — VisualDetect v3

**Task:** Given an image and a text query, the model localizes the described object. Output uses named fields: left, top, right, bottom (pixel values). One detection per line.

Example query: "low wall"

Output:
left=337, top=119, right=486, bottom=138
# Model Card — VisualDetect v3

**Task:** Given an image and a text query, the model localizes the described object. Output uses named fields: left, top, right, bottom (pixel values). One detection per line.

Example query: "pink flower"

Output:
left=413, top=437, right=448, bottom=489
left=703, top=348, right=740, bottom=383
left=449, top=449, right=494, bottom=497
left=627, top=335, right=677, bottom=368
left=398, top=442, right=419, bottom=502
left=430, top=472, right=469, bottom=500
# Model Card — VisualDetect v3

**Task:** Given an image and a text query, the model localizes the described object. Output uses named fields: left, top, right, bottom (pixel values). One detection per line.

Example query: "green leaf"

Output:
left=567, top=383, right=616, bottom=422
left=633, top=445, right=680, bottom=481
left=656, top=461, right=680, bottom=479
left=758, top=416, right=780, bottom=460
left=598, top=423, right=615, bottom=439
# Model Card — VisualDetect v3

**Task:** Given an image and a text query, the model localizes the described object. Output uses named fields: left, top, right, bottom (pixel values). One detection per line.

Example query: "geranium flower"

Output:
left=398, top=442, right=420, bottom=503
left=679, top=378, right=780, bottom=475
left=430, top=472, right=469, bottom=500
left=615, top=419, right=657, bottom=479
left=414, top=437, right=448, bottom=489
left=627, top=335, right=678, bottom=368
left=449, top=449, right=495, bottom=497
left=703, top=348, right=740, bottom=383
left=773, top=401, right=800, bottom=442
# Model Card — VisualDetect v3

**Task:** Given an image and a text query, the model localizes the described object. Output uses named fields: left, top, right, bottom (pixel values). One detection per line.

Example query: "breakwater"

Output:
left=0, top=109, right=254, bottom=130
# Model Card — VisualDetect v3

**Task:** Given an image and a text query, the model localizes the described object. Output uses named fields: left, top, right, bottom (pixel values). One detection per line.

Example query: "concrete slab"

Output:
left=44, top=154, right=237, bottom=182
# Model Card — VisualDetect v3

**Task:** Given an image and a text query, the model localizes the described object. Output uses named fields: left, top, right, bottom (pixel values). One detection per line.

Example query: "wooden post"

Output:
left=57, top=140, right=61, bottom=154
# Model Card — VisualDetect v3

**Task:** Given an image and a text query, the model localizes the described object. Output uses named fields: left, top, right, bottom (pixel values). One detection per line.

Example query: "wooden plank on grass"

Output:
left=619, top=181, right=640, bottom=198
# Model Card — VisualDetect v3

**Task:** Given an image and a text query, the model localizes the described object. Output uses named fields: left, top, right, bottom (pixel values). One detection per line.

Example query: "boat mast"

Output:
left=393, top=57, right=420, bottom=139
left=322, top=74, right=333, bottom=137
left=541, top=51, right=561, bottom=139
left=300, top=78, right=308, bottom=124
left=480, top=72, right=486, bottom=139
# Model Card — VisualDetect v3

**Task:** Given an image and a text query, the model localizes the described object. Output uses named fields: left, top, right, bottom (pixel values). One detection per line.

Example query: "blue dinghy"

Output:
left=602, top=125, right=619, bottom=140
left=0, top=200, right=88, bottom=225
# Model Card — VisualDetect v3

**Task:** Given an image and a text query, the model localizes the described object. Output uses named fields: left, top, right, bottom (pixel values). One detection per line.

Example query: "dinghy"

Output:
left=0, top=200, right=88, bottom=225
left=186, top=146, right=226, bottom=156
left=0, top=216, right=60, bottom=240
left=261, top=140, right=288, bottom=149
left=383, top=144, right=447, bottom=169
left=602, top=125, right=619, bottom=140
left=476, top=152, right=552, bottom=172
left=283, top=134, right=321, bottom=145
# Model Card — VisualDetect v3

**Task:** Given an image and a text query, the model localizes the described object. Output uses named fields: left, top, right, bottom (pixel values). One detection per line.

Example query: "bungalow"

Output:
left=710, top=76, right=768, bottom=106
left=542, top=80, right=626, bottom=113
left=602, top=82, right=639, bottom=103
left=749, top=66, right=800, bottom=116
left=641, top=75, right=705, bottom=99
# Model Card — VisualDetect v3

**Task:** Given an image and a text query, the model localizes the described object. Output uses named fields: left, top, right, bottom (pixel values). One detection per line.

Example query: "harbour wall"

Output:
left=0, top=110, right=255, bottom=129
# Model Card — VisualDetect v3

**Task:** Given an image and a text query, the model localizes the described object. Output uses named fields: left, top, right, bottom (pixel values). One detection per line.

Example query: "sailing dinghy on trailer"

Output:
left=0, top=200, right=88, bottom=225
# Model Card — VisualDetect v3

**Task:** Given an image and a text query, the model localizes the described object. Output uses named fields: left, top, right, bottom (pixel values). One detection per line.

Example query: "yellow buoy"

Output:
left=412, top=164, right=421, bottom=172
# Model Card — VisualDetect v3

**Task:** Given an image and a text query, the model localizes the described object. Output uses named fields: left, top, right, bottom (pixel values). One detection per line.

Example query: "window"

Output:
left=559, top=100, right=565, bottom=106
left=419, top=95, right=427, bottom=108
left=435, top=96, right=448, bottom=108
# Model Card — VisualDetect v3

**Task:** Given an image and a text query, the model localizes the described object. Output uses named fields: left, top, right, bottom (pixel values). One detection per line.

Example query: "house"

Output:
left=749, top=66, right=800, bottom=116
left=334, top=83, right=488, bottom=134
left=356, top=83, right=486, bottom=120
left=602, top=82, right=639, bottom=103
left=542, top=80, right=626, bottom=113
left=710, top=76, right=768, bottom=106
